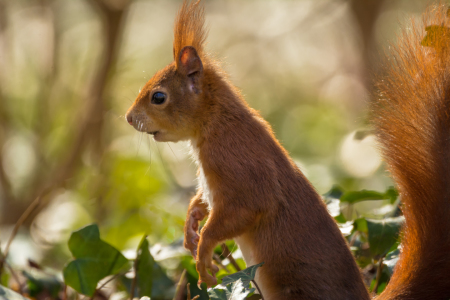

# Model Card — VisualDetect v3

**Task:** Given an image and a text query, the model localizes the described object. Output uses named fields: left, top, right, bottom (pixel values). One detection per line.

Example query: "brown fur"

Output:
left=373, top=5, right=450, bottom=300
left=125, top=1, right=450, bottom=299
left=126, top=1, right=369, bottom=299
left=173, top=0, right=207, bottom=61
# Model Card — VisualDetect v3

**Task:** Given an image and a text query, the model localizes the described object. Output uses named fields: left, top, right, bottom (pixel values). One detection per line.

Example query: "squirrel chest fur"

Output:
left=190, top=141, right=214, bottom=210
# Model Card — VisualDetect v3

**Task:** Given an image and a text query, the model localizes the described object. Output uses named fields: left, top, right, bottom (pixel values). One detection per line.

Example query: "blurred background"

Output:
left=0, top=0, right=434, bottom=296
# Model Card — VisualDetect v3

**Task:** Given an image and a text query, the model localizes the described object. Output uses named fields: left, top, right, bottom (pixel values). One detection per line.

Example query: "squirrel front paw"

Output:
left=184, top=209, right=205, bottom=258
left=196, top=260, right=219, bottom=289
left=184, top=230, right=200, bottom=258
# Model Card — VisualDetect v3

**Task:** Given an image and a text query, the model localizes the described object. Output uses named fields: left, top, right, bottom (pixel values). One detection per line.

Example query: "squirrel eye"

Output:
left=151, top=92, right=166, bottom=105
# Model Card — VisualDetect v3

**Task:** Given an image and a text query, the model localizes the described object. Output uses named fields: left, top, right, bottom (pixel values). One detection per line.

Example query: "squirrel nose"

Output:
left=126, top=114, right=133, bottom=125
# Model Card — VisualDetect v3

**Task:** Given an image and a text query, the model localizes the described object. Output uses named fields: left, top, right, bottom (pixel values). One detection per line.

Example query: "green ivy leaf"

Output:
left=384, top=249, right=400, bottom=276
left=1, top=273, right=10, bottom=287
left=353, top=218, right=368, bottom=234
left=220, top=262, right=264, bottom=287
left=208, top=278, right=255, bottom=300
left=185, top=270, right=209, bottom=300
left=23, top=271, right=62, bottom=298
left=0, top=285, right=28, bottom=300
left=122, top=254, right=174, bottom=298
left=366, top=217, right=404, bottom=257
left=208, top=288, right=228, bottom=300
left=340, top=187, right=397, bottom=204
left=63, top=224, right=130, bottom=296
left=135, top=236, right=154, bottom=297
left=323, top=185, right=344, bottom=201
left=384, top=187, right=399, bottom=204
left=148, top=262, right=174, bottom=297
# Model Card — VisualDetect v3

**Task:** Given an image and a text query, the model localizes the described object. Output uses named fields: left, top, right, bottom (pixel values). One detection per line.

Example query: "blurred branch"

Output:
left=251, top=280, right=263, bottom=300
left=0, top=132, right=14, bottom=208
left=2, top=195, right=43, bottom=261
left=173, top=270, right=187, bottom=300
left=129, top=254, right=138, bottom=300
left=0, top=0, right=58, bottom=224
left=30, top=0, right=60, bottom=179
left=0, top=191, right=50, bottom=277
left=221, top=243, right=241, bottom=271
left=349, top=0, right=386, bottom=85
left=213, top=253, right=229, bottom=272
left=186, top=283, right=199, bottom=300
left=57, top=0, right=130, bottom=179
left=372, top=256, right=385, bottom=294
left=4, top=0, right=63, bottom=225
left=2, top=0, right=131, bottom=226
left=4, top=261, right=24, bottom=295
left=0, top=0, right=15, bottom=211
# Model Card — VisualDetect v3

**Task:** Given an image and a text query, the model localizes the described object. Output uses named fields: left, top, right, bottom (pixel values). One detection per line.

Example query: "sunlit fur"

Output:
left=173, top=0, right=207, bottom=61
left=373, top=5, right=450, bottom=300
left=126, top=1, right=369, bottom=299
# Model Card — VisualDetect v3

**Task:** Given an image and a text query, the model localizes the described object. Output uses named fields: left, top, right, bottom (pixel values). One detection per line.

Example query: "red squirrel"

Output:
left=125, top=1, right=450, bottom=299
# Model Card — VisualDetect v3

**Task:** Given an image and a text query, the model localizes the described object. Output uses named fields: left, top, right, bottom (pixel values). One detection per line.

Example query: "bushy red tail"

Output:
left=373, top=5, right=450, bottom=299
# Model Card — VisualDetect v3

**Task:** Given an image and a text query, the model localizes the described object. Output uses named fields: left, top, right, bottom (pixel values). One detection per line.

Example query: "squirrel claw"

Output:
left=197, top=280, right=202, bottom=290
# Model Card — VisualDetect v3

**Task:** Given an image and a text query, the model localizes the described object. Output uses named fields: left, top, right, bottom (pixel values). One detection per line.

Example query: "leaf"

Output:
left=208, top=288, right=227, bottom=300
left=340, top=187, right=397, bottom=204
left=63, top=224, right=130, bottom=296
left=246, top=295, right=262, bottom=300
left=325, top=198, right=341, bottom=218
left=323, top=185, right=344, bottom=201
left=23, top=270, right=62, bottom=298
left=338, top=221, right=354, bottom=236
left=323, top=186, right=347, bottom=223
left=220, top=263, right=264, bottom=287
left=366, top=217, right=404, bottom=257
left=0, top=273, right=10, bottom=287
left=135, top=236, right=154, bottom=297
left=353, top=130, right=372, bottom=140
left=208, top=279, right=255, bottom=300
left=384, top=187, right=399, bottom=204
left=334, top=213, right=347, bottom=224
left=148, top=261, right=174, bottom=297
left=384, top=249, right=400, bottom=276
left=0, top=285, right=28, bottom=300
left=421, top=25, right=450, bottom=48
left=353, top=218, right=368, bottom=234
left=185, top=270, right=209, bottom=300
left=121, top=258, right=174, bottom=298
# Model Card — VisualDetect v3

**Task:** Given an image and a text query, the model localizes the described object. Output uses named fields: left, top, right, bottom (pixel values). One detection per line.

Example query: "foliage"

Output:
left=339, top=187, right=398, bottom=205
left=208, top=279, right=255, bottom=300
left=135, top=236, right=154, bottom=297
left=23, top=271, right=62, bottom=299
left=325, top=185, right=403, bottom=293
left=208, top=263, right=264, bottom=300
left=220, top=263, right=264, bottom=287
left=0, top=183, right=404, bottom=299
left=63, top=224, right=129, bottom=296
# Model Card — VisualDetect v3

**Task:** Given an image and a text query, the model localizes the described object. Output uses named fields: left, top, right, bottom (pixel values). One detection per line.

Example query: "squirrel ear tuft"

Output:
left=177, top=46, right=203, bottom=76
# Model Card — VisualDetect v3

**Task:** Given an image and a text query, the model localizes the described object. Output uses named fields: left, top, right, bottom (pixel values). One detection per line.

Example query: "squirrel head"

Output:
left=125, top=0, right=208, bottom=142
left=125, top=46, right=205, bottom=142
